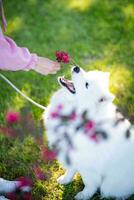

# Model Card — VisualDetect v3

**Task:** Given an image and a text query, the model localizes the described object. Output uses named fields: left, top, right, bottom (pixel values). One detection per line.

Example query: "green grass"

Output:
left=0, top=0, right=134, bottom=199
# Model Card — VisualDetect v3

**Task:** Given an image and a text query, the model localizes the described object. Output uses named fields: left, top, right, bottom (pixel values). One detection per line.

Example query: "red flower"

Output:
left=62, top=53, right=70, bottom=63
left=33, top=166, right=46, bottom=180
left=6, top=112, right=20, bottom=124
left=40, top=145, right=57, bottom=161
left=55, top=51, right=70, bottom=64
left=56, top=51, right=63, bottom=62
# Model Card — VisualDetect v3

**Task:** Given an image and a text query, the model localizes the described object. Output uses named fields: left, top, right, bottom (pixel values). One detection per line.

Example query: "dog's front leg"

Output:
left=57, top=168, right=76, bottom=185
left=75, top=169, right=101, bottom=200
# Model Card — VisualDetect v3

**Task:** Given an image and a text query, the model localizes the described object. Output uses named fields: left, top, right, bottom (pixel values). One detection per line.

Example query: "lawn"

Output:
left=0, top=0, right=134, bottom=199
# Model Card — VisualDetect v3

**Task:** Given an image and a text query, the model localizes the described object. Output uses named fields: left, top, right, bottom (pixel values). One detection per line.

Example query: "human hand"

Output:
left=33, top=56, right=61, bottom=75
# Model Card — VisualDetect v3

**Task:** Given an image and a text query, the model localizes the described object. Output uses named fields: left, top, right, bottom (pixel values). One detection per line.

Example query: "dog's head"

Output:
left=58, top=66, right=114, bottom=113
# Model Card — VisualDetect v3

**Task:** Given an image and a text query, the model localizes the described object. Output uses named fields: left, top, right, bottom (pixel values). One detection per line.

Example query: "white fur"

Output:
left=44, top=67, right=134, bottom=200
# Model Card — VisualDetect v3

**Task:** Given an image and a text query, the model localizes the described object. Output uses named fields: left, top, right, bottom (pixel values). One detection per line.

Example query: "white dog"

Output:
left=44, top=66, right=134, bottom=200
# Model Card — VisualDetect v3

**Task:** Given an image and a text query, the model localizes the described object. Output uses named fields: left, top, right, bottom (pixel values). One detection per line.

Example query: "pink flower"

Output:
left=70, top=111, right=77, bottom=120
left=33, top=166, right=46, bottom=180
left=84, top=120, right=98, bottom=142
left=55, top=51, right=70, bottom=64
left=40, top=145, right=57, bottom=161
left=90, top=134, right=99, bottom=143
left=6, top=112, right=20, bottom=124
left=50, top=104, right=63, bottom=119
left=57, top=104, right=63, bottom=111
left=16, top=177, right=32, bottom=189
left=85, top=121, right=94, bottom=132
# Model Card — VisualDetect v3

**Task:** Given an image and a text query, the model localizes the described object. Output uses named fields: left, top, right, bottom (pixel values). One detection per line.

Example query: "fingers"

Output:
left=47, top=62, right=61, bottom=74
left=47, top=69, right=60, bottom=75
left=51, top=62, right=61, bottom=70
left=34, top=57, right=61, bottom=75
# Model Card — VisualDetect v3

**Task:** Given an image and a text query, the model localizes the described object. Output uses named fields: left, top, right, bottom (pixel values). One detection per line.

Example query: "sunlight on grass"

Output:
left=6, top=17, right=23, bottom=34
left=123, top=4, right=134, bottom=19
left=85, top=60, right=133, bottom=97
left=84, top=57, right=109, bottom=71
left=109, top=64, right=132, bottom=93
left=109, top=64, right=134, bottom=117
left=68, top=0, right=94, bottom=11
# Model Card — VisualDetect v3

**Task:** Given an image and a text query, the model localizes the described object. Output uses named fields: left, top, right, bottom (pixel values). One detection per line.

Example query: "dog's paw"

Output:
left=75, top=191, right=90, bottom=200
left=57, top=175, right=72, bottom=185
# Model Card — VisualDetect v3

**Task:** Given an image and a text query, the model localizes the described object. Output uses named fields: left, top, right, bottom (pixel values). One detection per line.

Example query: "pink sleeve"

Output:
left=0, top=30, right=38, bottom=71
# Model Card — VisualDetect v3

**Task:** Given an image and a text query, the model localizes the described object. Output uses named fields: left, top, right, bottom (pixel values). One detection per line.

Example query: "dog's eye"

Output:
left=85, top=82, right=89, bottom=89
left=99, top=97, right=105, bottom=103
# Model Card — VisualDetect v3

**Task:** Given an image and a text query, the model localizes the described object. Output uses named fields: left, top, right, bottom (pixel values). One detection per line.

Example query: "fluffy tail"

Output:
left=0, top=73, right=47, bottom=110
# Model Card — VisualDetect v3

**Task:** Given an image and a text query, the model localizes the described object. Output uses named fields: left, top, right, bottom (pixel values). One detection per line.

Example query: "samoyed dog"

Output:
left=44, top=66, right=134, bottom=200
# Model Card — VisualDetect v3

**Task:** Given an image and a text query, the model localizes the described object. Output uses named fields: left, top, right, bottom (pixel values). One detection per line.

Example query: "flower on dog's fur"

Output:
left=90, top=134, right=99, bottom=143
left=55, top=51, right=70, bottom=64
left=69, top=111, right=77, bottom=120
left=6, top=112, right=20, bottom=124
left=85, top=120, right=94, bottom=132
left=57, top=104, right=63, bottom=111
left=84, top=120, right=99, bottom=142
left=50, top=104, right=63, bottom=119
left=50, top=111, right=59, bottom=119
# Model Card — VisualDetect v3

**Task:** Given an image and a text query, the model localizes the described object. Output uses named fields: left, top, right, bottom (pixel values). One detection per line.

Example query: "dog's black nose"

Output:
left=73, top=66, right=80, bottom=73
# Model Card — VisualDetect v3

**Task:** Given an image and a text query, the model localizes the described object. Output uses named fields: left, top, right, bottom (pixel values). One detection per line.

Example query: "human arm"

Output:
left=0, top=30, right=60, bottom=74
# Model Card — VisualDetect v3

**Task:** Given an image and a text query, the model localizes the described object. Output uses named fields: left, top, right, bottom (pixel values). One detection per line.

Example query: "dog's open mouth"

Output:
left=59, top=77, right=76, bottom=94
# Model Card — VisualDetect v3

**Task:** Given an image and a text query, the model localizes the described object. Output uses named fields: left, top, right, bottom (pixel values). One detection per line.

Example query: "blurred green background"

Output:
left=0, top=0, right=134, bottom=199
